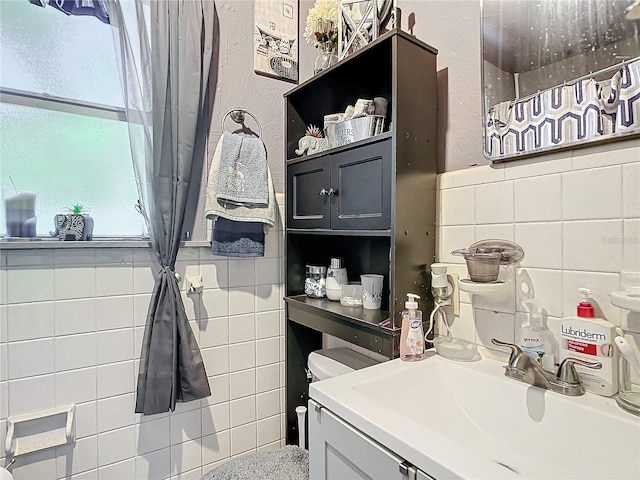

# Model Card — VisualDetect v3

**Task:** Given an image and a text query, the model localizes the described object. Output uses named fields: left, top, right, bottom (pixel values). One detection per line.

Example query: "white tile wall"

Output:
left=437, top=137, right=640, bottom=359
left=562, top=166, right=622, bottom=220
left=0, top=210, right=285, bottom=480
left=229, top=369, right=256, bottom=400
left=514, top=174, right=562, bottom=222
left=2, top=138, right=637, bottom=477
left=474, top=181, right=514, bottom=224
left=623, top=163, right=640, bottom=218
left=7, top=302, right=54, bottom=341
left=514, top=222, right=563, bottom=269
left=55, top=298, right=97, bottom=335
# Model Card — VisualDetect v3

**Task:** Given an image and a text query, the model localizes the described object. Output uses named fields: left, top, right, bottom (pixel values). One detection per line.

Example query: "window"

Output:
left=0, top=0, right=143, bottom=237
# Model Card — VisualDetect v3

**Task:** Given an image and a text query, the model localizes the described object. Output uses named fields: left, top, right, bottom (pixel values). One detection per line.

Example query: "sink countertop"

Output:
left=309, top=350, right=640, bottom=480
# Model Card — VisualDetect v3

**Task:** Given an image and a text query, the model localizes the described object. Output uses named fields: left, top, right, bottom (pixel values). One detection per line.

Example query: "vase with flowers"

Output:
left=304, top=0, right=339, bottom=74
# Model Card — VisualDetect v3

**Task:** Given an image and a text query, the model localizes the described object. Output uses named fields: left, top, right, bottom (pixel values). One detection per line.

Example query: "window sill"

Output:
left=0, top=238, right=150, bottom=250
left=0, top=238, right=211, bottom=250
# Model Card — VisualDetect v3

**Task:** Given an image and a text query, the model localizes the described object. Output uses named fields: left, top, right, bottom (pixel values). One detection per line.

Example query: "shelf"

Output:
left=284, top=29, right=437, bottom=97
left=611, top=290, right=640, bottom=312
left=458, top=278, right=510, bottom=294
left=287, top=229, right=392, bottom=237
left=285, top=295, right=395, bottom=333
left=286, top=132, right=392, bottom=164
left=283, top=29, right=438, bottom=444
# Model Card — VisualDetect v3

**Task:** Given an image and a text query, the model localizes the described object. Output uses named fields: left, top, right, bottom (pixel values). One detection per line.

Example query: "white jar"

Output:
left=326, top=257, right=348, bottom=301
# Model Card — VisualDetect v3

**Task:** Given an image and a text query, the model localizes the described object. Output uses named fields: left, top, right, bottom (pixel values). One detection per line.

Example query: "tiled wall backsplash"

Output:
left=1, top=138, right=638, bottom=478
left=0, top=213, right=285, bottom=479
left=436, top=138, right=640, bottom=360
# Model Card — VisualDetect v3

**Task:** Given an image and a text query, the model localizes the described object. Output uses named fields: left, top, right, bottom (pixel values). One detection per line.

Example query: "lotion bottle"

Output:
left=400, top=293, right=424, bottom=361
left=559, top=288, right=618, bottom=396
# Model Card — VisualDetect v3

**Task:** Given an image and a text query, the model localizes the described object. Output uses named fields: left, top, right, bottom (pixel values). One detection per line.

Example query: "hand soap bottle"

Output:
left=559, top=288, right=618, bottom=396
left=400, top=293, right=424, bottom=361
left=518, top=304, right=558, bottom=371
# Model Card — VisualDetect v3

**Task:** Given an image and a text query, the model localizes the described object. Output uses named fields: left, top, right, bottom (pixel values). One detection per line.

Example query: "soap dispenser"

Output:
left=517, top=302, right=558, bottom=371
left=400, top=293, right=424, bottom=361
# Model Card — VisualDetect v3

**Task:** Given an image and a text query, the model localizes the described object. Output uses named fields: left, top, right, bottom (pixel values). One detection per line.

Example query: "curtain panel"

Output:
left=108, top=0, right=214, bottom=415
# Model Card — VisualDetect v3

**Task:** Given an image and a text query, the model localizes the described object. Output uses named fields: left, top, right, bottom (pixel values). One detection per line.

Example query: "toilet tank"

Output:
left=308, top=347, right=380, bottom=381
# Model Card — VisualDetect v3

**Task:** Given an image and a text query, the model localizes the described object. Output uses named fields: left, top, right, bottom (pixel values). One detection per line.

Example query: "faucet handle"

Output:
left=557, top=357, right=602, bottom=384
left=491, top=338, right=522, bottom=365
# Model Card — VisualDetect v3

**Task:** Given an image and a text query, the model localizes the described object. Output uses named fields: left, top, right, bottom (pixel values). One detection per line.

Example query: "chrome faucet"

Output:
left=491, top=338, right=602, bottom=396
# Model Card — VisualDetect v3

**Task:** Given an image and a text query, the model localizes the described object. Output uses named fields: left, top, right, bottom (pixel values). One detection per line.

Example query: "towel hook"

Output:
left=221, top=108, right=263, bottom=138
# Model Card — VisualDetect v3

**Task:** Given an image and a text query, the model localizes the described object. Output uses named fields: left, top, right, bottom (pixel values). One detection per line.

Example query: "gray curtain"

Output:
left=109, top=0, right=214, bottom=414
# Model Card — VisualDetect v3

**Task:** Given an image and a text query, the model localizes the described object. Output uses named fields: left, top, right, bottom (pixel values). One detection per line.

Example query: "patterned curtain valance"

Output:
left=486, top=58, right=640, bottom=159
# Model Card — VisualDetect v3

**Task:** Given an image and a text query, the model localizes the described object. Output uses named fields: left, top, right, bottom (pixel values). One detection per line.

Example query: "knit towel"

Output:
left=216, top=132, right=268, bottom=207
left=204, top=133, right=277, bottom=227
left=212, top=216, right=264, bottom=257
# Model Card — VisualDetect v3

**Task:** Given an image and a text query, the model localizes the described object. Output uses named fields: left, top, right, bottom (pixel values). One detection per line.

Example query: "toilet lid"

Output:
left=308, top=348, right=379, bottom=380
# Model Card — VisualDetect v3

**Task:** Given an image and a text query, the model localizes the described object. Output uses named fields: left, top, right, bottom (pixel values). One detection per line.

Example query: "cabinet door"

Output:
left=309, top=400, right=415, bottom=480
left=287, top=157, right=331, bottom=229
left=330, top=139, right=391, bottom=230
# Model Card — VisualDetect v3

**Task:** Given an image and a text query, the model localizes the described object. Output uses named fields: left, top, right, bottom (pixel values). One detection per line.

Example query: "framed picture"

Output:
left=254, top=0, right=299, bottom=83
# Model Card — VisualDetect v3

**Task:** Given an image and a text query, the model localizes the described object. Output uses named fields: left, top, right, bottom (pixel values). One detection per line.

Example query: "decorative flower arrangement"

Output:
left=304, top=0, right=339, bottom=49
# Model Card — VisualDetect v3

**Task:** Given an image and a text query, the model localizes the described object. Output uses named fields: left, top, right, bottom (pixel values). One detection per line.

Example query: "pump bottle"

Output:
left=400, top=293, right=424, bottom=361
left=518, top=308, right=558, bottom=371
left=559, top=288, right=618, bottom=396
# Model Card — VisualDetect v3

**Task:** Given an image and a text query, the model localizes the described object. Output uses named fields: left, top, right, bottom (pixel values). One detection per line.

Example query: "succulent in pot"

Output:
left=51, top=204, right=94, bottom=241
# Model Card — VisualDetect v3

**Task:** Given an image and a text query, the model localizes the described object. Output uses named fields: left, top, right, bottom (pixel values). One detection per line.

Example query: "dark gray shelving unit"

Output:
left=284, top=29, right=438, bottom=443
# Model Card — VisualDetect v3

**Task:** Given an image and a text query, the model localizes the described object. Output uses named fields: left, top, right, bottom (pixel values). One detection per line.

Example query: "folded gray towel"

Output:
left=216, top=132, right=268, bottom=207
left=201, top=446, right=308, bottom=480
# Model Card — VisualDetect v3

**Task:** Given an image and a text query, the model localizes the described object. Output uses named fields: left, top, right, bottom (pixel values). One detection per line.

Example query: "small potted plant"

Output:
left=51, top=204, right=94, bottom=241
left=295, top=124, right=329, bottom=156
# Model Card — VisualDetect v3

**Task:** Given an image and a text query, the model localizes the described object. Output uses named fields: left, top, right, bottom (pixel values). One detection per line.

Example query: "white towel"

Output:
left=205, top=134, right=277, bottom=227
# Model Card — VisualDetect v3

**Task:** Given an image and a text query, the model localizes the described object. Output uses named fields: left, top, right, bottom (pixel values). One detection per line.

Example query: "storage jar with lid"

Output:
left=305, top=265, right=327, bottom=298
left=326, top=257, right=348, bottom=301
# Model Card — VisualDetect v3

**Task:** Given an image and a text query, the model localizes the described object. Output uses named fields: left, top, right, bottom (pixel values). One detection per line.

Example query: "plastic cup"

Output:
left=361, top=274, right=383, bottom=310
left=3, top=189, right=37, bottom=238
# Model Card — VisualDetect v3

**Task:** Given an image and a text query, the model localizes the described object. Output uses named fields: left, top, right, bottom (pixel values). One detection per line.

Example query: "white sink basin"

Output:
left=310, top=351, right=640, bottom=479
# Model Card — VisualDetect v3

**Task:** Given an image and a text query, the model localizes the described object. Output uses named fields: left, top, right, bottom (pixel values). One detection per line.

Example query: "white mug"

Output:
left=361, top=274, right=383, bottom=310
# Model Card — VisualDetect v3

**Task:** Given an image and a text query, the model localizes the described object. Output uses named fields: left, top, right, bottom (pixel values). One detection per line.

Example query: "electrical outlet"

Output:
left=442, top=273, right=460, bottom=316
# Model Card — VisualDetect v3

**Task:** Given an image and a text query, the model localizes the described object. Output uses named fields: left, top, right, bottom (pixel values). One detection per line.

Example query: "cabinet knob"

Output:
left=319, top=188, right=337, bottom=196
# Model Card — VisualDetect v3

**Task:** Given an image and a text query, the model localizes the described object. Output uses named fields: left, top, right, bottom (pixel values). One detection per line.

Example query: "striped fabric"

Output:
left=486, top=59, right=640, bottom=159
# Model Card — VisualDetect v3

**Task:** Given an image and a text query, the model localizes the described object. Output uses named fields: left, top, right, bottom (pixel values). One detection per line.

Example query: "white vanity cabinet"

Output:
left=309, top=399, right=435, bottom=480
